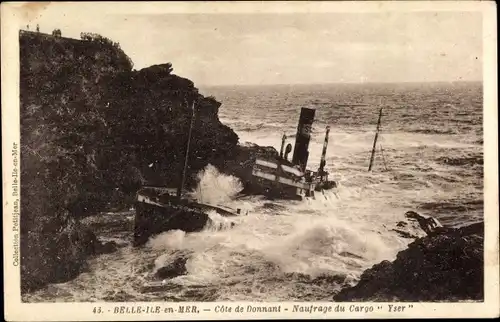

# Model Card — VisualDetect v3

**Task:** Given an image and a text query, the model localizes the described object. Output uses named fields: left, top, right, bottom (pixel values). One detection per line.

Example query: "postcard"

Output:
left=2, top=1, right=498, bottom=320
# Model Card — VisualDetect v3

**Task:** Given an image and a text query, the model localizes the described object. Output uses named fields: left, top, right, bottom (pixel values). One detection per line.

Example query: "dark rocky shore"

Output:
left=334, top=222, right=484, bottom=302
left=20, top=30, right=276, bottom=292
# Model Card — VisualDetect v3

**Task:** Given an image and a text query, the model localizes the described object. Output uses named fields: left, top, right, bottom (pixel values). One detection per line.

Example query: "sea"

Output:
left=23, top=81, right=484, bottom=302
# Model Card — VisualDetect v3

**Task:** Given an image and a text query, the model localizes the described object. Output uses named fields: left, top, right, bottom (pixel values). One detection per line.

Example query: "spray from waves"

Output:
left=147, top=165, right=247, bottom=252
left=147, top=230, right=187, bottom=251
left=204, top=210, right=237, bottom=232
left=140, top=200, right=409, bottom=302
left=190, top=164, right=243, bottom=205
left=147, top=211, right=240, bottom=255
left=262, top=216, right=395, bottom=279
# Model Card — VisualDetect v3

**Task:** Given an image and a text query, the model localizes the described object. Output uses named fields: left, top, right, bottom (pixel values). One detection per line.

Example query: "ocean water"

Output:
left=23, top=82, right=483, bottom=302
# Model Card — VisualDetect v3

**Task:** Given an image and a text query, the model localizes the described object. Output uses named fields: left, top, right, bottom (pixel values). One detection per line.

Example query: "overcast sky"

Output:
left=25, top=6, right=483, bottom=86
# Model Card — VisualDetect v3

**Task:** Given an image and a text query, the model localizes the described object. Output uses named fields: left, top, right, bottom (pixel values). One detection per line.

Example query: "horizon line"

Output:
left=198, top=80, right=483, bottom=88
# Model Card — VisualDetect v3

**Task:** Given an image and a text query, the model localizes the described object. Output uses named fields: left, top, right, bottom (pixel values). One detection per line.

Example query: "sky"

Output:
left=22, top=4, right=483, bottom=86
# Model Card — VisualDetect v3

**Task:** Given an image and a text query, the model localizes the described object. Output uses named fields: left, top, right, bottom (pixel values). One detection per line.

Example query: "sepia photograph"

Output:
left=2, top=1, right=498, bottom=320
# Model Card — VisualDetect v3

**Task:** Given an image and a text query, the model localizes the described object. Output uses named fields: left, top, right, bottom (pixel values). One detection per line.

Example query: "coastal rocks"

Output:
left=75, top=223, right=119, bottom=256
left=20, top=30, right=241, bottom=292
left=95, top=241, right=118, bottom=255
left=101, top=63, right=240, bottom=192
left=155, top=258, right=188, bottom=280
left=285, top=272, right=350, bottom=286
left=153, top=251, right=192, bottom=280
left=20, top=213, right=120, bottom=293
left=21, top=217, right=95, bottom=292
left=390, top=218, right=427, bottom=239
left=333, top=221, right=484, bottom=302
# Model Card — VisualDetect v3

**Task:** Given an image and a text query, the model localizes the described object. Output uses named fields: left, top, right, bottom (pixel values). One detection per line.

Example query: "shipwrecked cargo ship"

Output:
left=134, top=105, right=336, bottom=246
left=246, top=107, right=337, bottom=200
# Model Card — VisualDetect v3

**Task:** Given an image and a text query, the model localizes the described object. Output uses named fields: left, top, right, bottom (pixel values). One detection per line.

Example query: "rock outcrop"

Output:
left=19, top=30, right=239, bottom=292
left=153, top=251, right=192, bottom=280
left=333, top=222, right=484, bottom=302
left=20, top=215, right=112, bottom=291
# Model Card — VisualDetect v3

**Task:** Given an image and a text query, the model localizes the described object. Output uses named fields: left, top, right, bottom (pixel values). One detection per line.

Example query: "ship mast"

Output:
left=318, top=125, right=330, bottom=181
left=177, top=100, right=196, bottom=201
left=368, top=108, right=383, bottom=171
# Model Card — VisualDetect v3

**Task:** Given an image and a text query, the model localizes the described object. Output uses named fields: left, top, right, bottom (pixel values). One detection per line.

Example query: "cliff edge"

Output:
left=19, top=30, right=241, bottom=292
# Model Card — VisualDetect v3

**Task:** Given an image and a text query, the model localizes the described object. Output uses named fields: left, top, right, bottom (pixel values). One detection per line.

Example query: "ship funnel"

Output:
left=292, top=107, right=315, bottom=171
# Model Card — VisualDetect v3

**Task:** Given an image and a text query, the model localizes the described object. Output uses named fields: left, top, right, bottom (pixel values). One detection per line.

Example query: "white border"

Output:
left=2, top=1, right=498, bottom=320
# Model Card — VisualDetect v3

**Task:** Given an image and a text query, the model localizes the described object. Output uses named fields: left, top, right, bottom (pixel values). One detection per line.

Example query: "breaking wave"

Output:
left=190, top=164, right=243, bottom=205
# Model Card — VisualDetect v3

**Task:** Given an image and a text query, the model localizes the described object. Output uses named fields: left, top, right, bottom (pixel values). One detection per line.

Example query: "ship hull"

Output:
left=133, top=187, right=240, bottom=246
left=134, top=201, right=209, bottom=246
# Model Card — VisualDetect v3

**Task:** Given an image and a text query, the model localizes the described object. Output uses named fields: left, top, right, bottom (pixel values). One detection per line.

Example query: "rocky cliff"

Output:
left=19, top=30, right=241, bottom=292
left=333, top=222, right=484, bottom=302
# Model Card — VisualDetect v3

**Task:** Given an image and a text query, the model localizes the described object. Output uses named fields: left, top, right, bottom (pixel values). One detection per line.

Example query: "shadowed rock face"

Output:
left=20, top=216, right=117, bottom=292
left=333, top=222, right=484, bottom=302
left=19, top=30, right=275, bottom=293
left=19, top=31, right=240, bottom=293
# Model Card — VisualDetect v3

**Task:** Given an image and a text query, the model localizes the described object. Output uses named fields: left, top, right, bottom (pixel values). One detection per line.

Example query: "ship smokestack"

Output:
left=292, top=107, right=315, bottom=171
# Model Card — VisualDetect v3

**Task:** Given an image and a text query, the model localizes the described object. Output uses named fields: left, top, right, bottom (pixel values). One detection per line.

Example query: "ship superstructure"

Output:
left=250, top=107, right=337, bottom=200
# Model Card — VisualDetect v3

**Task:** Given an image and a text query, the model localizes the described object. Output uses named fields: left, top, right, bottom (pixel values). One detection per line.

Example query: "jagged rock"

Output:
left=396, top=221, right=407, bottom=228
left=21, top=216, right=100, bottom=292
left=391, top=216, right=427, bottom=239
left=391, top=229, right=419, bottom=239
left=405, top=211, right=443, bottom=235
left=155, top=261, right=188, bottom=280
left=19, top=30, right=241, bottom=292
left=154, top=251, right=191, bottom=280
left=333, top=221, right=484, bottom=302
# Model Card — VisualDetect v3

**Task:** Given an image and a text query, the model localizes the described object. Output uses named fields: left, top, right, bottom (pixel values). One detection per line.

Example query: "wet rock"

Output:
left=396, top=221, right=407, bottom=228
left=312, top=273, right=349, bottom=286
left=456, top=222, right=483, bottom=236
left=156, top=260, right=187, bottom=279
left=391, top=216, right=427, bottom=239
left=21, top=217, right=99, bottom=292
left=391, top=229, right=419, bottom=239
left=333, top=221, right=484, bottom=302
left=96, top=241, right=118, bottom=254
left=154, top=251, right=191, bottom=280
